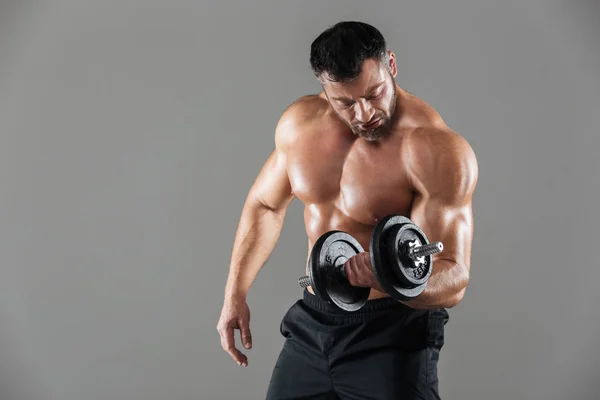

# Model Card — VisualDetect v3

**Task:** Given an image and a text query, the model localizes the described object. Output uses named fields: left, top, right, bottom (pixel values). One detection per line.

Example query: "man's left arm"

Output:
left=402, top=128, right=479, bottom=310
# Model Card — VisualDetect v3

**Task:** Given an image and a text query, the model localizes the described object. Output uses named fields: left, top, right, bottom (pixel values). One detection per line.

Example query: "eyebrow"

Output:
left=332, top=82, right=384, bottom=102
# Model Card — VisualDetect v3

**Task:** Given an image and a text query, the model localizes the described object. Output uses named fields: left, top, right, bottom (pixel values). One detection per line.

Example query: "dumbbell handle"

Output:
left=298, top=276, right=311, bottom=288
left=407, top=241, right=444, bottom=260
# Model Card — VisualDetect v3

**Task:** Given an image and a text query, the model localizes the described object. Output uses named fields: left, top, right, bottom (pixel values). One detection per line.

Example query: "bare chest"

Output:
left=287, top=140, right=413, bottom=224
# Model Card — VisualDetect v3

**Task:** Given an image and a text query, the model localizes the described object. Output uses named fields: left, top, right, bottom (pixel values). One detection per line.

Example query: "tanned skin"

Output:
left=217, top=51, right=479, bottom=367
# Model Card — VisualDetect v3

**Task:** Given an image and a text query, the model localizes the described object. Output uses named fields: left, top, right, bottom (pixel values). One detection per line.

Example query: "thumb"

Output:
left=239, top=318, right=252, bottom=349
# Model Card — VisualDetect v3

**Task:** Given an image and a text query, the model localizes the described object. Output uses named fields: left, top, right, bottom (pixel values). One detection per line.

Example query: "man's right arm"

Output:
left=217, top=106, right=298, bottom=367
left=224, top=115, right=296, bottom=299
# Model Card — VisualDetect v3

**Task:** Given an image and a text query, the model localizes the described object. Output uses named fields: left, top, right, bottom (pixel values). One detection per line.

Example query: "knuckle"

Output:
left=359, top=257, right=367, bottom=268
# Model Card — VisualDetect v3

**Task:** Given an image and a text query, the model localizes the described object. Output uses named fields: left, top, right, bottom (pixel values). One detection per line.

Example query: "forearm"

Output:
left=224, top=203, right=286, bottom=299
left=400, top=258, right=469, bottom=309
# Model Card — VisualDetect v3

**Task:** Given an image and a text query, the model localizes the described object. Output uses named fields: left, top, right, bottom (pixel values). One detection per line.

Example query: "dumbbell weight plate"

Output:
left=385, top=222, right=433, bottom=287
left=369, top=215, right=432, bottom=301
left=308, top=231, right=370, bottom=311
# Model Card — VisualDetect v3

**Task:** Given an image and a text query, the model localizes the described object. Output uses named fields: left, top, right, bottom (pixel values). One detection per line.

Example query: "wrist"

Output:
left=224, top=283, right=248, bottom=301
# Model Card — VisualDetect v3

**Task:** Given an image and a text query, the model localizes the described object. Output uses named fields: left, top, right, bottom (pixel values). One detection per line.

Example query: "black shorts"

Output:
left=266, top=289, right=449, bottom=400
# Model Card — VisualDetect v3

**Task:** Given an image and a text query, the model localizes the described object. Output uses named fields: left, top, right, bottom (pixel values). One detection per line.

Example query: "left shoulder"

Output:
left=408, top=127, right=477, bottom=160
left=403, top=127, right=479, bottom=198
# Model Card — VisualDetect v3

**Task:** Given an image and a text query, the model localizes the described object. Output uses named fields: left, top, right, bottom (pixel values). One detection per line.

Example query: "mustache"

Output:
left=355, top=116, right=385, bottom=128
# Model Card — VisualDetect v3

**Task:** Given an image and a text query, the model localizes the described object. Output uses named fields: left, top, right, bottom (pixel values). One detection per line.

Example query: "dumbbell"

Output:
left=369, top=215, right=444, bottom=301
left=297, top=215, right=444, bottom=310
left=297, top=231, right=371, bottom=311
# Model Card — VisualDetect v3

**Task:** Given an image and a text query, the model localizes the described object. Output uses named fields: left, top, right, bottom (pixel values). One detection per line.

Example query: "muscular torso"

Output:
left=286, top=89, right=446, bottom=299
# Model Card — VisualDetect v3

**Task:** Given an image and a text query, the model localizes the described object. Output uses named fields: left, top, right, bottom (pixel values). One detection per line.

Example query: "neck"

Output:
left=389, top=85, right=406, bottom=128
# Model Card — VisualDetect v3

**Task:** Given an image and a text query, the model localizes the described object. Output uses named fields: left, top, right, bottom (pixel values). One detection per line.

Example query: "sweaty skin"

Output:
left=217, top=54, right=478, bottom=367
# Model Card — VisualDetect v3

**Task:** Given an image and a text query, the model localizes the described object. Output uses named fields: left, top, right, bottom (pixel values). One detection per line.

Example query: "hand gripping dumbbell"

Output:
left=297, top=215, right=444, bottom=310
left=369, top=215, right=444, bottom=302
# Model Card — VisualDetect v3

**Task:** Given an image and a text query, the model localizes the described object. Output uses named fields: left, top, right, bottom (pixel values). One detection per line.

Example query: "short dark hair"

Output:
left=310, top=21, right=388, bottom=82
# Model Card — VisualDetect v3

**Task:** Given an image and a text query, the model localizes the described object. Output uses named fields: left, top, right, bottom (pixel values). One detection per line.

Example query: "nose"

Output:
left=354, top=100, right=376, bottom=124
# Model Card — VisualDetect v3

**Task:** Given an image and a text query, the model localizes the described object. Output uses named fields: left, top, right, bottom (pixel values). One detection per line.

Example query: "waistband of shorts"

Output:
left=301, top=288, right=414, bottom=316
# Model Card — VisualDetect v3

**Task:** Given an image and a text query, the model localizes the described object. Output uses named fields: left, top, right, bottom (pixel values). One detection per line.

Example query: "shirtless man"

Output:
left=217, top=21, right=478, bottom=399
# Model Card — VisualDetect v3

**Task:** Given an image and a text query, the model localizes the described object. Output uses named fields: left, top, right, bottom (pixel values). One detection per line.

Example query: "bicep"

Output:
left=247, top=149, right=294, bottom=213
left=410, top=192, right=474, bottom=271
left=408, top=135, right=478, bottom=270
left=245, top=98, right=306, bottom=213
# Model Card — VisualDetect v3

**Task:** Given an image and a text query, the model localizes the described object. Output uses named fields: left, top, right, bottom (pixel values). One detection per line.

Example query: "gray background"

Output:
left=1, top=0, right=599, bottom=399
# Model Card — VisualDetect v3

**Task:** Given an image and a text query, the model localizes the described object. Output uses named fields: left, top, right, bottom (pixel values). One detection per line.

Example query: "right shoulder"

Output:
left=274, top=94, right=328, bottom=150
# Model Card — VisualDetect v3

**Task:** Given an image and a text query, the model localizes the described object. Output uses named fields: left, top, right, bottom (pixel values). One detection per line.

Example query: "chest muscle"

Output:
left=288, top=143, right=413, bottom=224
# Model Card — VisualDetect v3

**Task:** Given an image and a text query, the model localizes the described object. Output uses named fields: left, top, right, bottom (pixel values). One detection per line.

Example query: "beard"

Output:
left=354, top=114, right=393, bottom=141
left=340, top=86, right=397, bottom=142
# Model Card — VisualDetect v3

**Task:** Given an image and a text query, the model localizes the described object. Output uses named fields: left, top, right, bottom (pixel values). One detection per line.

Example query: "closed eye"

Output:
left=368, top=87, right=384, bottom=100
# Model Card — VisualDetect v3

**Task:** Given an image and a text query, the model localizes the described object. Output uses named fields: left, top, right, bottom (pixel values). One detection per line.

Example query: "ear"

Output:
left=387, top=50, right=398, bottom=78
